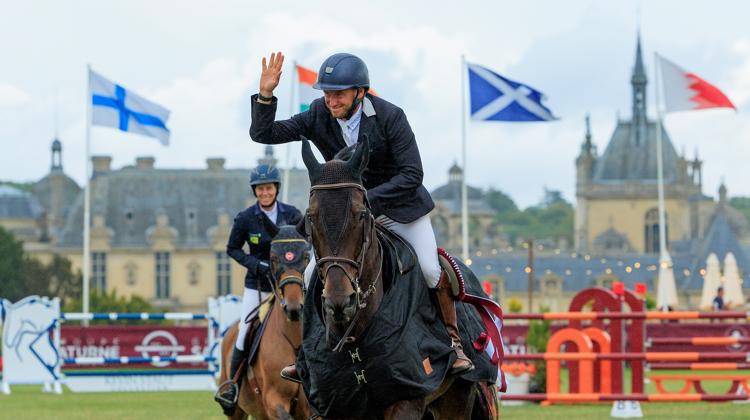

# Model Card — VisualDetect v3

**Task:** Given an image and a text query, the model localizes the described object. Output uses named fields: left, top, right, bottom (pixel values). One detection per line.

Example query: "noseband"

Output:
left=309, top=182, right=383, bottom=351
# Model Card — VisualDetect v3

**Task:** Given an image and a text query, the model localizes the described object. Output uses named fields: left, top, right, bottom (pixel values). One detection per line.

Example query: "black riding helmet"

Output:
left=313, top=53, right=369, bottom=119
left=249, top=164, right=281, bottom=198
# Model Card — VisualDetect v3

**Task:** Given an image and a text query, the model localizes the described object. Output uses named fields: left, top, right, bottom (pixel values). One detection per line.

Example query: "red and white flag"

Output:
left=657, top=54, right=735, bottom=113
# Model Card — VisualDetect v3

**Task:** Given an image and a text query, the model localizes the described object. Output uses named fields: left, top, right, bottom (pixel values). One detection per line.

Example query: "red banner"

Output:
left=60, top=325, right=210, bottom=369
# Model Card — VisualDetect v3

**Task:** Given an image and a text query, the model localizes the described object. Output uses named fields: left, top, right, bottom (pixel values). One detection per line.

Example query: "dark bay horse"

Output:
left=299, top=137, right=497, bottom=419
left=219, top=224, right=312, bottom=420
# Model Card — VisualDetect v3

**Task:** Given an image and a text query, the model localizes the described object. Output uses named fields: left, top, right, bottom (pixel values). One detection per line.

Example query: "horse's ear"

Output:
left=301, top=136, right=321, bottom=183
left=260, top=212, right=279, bottom=238
left=346, top=134, right=370, bottom=177
left=295, top=216, right=306, bottom=238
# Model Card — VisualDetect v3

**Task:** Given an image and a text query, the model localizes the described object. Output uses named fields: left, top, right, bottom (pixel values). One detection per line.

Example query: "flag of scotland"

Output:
left=468, top=62, right=557, bottom=122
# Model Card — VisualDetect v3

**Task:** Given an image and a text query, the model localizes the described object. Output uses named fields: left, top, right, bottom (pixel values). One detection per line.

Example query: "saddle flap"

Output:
left=374, top=221, right=416, bottom=275
left=246, top=295, right=276, bottom=367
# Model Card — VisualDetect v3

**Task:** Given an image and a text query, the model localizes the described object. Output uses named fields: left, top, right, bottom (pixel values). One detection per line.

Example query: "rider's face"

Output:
left=324, top=88, right=362, bottom=119
left=255, top=183, right=277, bottom=208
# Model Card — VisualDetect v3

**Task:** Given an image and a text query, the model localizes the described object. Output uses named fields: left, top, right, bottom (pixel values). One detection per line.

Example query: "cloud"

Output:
left=728, top=39, right=750, bottom=107
left=0, top=84, right=31, bottom=107
left=4, top=1, right=750, bottom=210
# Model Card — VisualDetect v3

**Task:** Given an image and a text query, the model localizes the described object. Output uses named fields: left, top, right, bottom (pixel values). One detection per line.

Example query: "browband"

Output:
left=310, top=182, right=365, bottom=193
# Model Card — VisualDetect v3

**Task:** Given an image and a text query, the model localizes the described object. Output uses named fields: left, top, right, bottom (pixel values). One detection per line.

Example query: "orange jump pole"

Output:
left=505, top=352, right=750, bottom=362
left=500, top=393, right=749, bottom=402
left=504, top=310, right=749, bottom=320
left=651, top=362, right=750, bottom=370
left=649, top=337, right=750, bottom=346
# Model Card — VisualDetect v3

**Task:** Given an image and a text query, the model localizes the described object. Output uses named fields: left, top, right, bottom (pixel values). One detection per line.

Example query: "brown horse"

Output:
left=219, top=224, right=312, bottom=420
left=300, top=136, right=497, bottom=419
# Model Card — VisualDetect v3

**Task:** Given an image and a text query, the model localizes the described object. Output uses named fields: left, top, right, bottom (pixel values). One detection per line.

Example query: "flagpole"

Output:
left=282, top=61, right=296, bottom=203
left=653, top=52, right=672, bottom=310
left=460, top=55, right=469, bottom=262
left=83, top=65, right=92, bottom=323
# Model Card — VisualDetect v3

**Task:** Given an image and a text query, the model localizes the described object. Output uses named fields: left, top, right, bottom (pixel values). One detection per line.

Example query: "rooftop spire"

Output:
left=631, top=33, right=648, bottom=145
left=581, top=113, right=594, bottom=154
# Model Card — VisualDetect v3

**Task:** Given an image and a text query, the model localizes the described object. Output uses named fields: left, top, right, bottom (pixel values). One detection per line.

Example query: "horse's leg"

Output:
left=383, top=399, right=425, bottom=420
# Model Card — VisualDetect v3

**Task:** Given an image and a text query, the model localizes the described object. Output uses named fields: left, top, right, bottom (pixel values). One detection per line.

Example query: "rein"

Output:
left=309, top=182, right=383, bottom=351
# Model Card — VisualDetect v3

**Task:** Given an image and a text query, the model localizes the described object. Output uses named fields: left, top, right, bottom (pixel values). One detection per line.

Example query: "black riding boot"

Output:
left=214, top=346, right=247, bottom=416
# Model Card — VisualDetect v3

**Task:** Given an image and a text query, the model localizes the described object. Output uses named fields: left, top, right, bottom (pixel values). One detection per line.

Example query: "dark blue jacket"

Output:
left=249, top=94, right=434, bottom=224
left=226, top=201, right=302, bottom=291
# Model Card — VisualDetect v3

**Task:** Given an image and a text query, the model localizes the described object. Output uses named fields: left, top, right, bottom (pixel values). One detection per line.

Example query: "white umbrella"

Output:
left=723, top=253, right=745, bottom=308
left=700, top=253, right=722, bottom=310
left=656, top=251, right=679, bottom=310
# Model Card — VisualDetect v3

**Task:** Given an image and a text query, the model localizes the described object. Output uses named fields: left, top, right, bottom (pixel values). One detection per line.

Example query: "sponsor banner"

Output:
left=64, top=371, right=216, bottom=392
left=61, top=325, right=209, bottom=368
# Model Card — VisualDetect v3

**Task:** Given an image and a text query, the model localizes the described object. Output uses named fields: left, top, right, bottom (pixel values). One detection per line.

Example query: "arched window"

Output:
left=644, top=208, right=668, bottom=253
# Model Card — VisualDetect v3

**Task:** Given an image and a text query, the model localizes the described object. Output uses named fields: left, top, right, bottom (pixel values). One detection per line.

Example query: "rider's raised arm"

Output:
left=249, top=96, right=313, bottom=145
left=249, top=51, right=313, bottom=145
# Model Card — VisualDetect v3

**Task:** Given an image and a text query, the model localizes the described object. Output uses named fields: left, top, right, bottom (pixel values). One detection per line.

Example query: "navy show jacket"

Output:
left=249, top=94, right=434, bottom=224
left=226, top=201, right=302, bottom=291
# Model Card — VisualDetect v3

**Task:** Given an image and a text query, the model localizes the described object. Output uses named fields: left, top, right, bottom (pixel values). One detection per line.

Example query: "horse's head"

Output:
left=264, top=218, right=310, bottom=322
left=302, top=136, right=381, bottom=335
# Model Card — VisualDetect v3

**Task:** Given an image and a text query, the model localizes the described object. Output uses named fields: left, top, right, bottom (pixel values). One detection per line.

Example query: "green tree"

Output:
left=46, top=254, right=82, bottom=307
left=0, top=227, right=81, bottom=303
left=485, top=188, right=518, bottom=217
left=730, top=197, right=750, bottom=225
left=526, top=305, right=552, bottom=393
left=19, top=256, right=51, bottom=298
left=497, top=198, right=574, bottom=245
left=0, top=226, right=26, bottom=300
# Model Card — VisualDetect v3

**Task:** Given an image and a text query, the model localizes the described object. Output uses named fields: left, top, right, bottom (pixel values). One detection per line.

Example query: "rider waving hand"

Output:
left=249, top=52, right=474, bottom=381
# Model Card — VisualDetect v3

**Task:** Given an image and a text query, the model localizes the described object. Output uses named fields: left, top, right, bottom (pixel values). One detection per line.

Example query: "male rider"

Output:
left=249, top=52, right=474, bottom=381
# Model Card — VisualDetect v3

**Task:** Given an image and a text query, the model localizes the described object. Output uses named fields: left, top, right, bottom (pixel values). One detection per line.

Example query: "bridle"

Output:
left=307, top=182, right=383, bottom=351
left=269, top=237, right=308, bottom=319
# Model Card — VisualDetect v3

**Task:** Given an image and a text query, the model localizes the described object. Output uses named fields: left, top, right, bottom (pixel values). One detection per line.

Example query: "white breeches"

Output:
left=235, top=287, right=270, bottom=350
left=303, top=213, right=442, bottom=289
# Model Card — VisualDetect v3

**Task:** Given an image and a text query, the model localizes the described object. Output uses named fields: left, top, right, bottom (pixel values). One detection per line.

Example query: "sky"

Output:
left=2, top=1, right=750, bottom=208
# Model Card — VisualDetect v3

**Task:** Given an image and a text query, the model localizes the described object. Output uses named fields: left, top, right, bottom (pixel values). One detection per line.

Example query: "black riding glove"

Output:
left=256, top=261, right=271, bottom=278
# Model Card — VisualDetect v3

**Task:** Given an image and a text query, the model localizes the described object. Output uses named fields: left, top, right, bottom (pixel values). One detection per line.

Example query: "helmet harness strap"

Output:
left=343, top=88, right=366, bottom=120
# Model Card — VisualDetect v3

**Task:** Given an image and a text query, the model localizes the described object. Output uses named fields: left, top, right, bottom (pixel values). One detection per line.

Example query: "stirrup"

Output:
left=449, top=341, right=475, bottom=374
left=214, top=379, right=239, bottom=416
left=280, top=364, right=302, bottom=384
